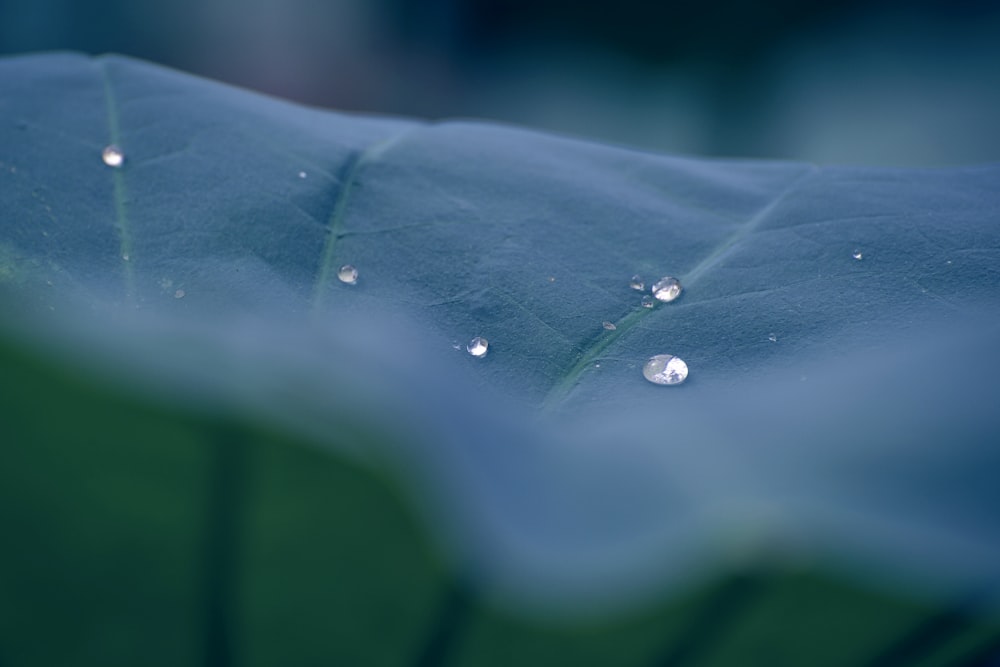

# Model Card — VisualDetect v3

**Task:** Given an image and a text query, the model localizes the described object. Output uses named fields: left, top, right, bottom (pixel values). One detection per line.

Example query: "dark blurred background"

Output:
left=2, top=0, right=1000, bottom=164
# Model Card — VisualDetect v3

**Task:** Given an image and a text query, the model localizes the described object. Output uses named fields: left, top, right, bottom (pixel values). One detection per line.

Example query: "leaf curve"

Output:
left=2, top=52, right=1000, bottom=665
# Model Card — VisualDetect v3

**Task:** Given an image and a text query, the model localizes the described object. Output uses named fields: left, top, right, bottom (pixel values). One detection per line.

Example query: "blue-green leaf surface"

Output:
left=2, top=53, right=1000, bottom=665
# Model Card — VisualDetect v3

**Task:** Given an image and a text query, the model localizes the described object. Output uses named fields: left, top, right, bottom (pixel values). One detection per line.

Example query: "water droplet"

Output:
left=337, top=264, right=358, bottom=285
left=602, top=321, right=617, bottom=331
left=629, top=275, right=645, bottom=291
left=298, top=171, right=307, bottom=179
left=467, top=336, right=488, bottom=358
left=642, top=354, right=688, bottom=385
left=652, top=276, right=682, bottom=302
left=548, top=276, right=556, bottom=283
left=451, top=343, right=461, bottom=351
left=102, top=145, right=124, bottom=168
left=594, top=363, right=601, bottom=368
left=122, top=254, right=130, bottom=262
left=946, top=260, right=953, bottom=265
left=641, top=295, right=655, bottom=308
left=852, top=249, right=863, bottom=260
left=768, top=333, right=777, bottom=342
left=174, top=289, right=185, bottom=299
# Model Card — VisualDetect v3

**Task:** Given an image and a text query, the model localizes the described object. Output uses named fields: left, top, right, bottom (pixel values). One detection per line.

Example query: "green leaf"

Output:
left=2, top=52, right=1000, bottom=665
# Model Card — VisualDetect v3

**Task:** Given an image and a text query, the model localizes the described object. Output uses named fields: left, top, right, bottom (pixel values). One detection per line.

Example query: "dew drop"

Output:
left=337, top=264, right=358, bottom=285
left=852, top=249, right=863, bottom=260
left=768, top=333, right=778, bottom=342
left=174, top=289, right=185, bottom=299
left=602, top=321, right=617, bottom=331
left=467, top=336, right=488, bottom=358
left=641, top=295, right=655, bottom=308
left=629, top=275, right=645, bottom=291
left=102, top=144, right=124, bottom=168
left=652, top=276, right=682, bottom=302
left=642, top=354, right=688, bottom=385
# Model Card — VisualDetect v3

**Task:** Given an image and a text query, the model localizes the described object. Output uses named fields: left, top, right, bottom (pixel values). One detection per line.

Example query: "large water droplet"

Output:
left=102, top=145, right=124, bottom=168
left=467, top=336, right=488, bottom=358
left=602, top=321, right=617, bottom=331
left=642, top=354, right=688, bottom=385
left=641, top=295, right=655, bottom=308
left=852, top=249, right=863, bottom=260
left=629, top=275, right=645, bottom=291
left=652, top=276, right=682, bottom=302
left=337, top=264, right=358, bottom=285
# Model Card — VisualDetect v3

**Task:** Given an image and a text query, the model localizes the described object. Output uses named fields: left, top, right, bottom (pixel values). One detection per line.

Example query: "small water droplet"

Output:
left=629, top=275, right=644, bottom=291
left=451, top=343, right=461, bottom=351
left=467, top=336, right=488, bottom=358
left=594, top=363, right=601, bottom=368
left=548, top=276, right=556, bottom=283
left=852, top=249, right=863, bottom=260
left=174, top=289, right=185, bottom=299
left=298, top=171, right=307, bottom=179
left=641, top=295, right=655, bottom=308
left=602, top=321, right=616, bottom=331
left=768, top=333, right=777, bottom=342
left=122, top=254, right=130, bottom=262
left=946, top=260, right=953, bottom=265
left=337, top=264, right=358, bottom=285
left=102, top=145, right=124, bottom=168
left=642, top=354, right=688, bottom=385
left=652, top=276, right=682, bottom=302
left=800, top=375, right=808, bottom=382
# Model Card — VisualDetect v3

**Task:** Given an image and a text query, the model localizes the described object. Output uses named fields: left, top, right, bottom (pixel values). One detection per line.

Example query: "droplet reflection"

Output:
left=337, top=264, right=358, bottom=285
left=102, top=145, right=124, bottom=168
left=652, top=276, right=682, bottom=302
left=642, top=354, right=688, bottom=385
left=467, top=336, right=488, bottom=358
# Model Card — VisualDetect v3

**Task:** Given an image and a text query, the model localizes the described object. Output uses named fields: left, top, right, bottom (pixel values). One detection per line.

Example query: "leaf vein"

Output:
left=310, top=125, right=419, bottom=312
left=540, top=165, right=818, bottom=410
left=98, top=60, right=135, bottom=301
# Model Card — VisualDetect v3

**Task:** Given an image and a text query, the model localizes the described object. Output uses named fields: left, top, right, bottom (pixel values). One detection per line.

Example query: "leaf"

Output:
left=2, top=52, right=1000, bottom=665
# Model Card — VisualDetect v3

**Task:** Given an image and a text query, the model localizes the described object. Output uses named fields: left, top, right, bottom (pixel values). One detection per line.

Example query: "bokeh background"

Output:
left=2, top=0, right=1000, bottom=165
